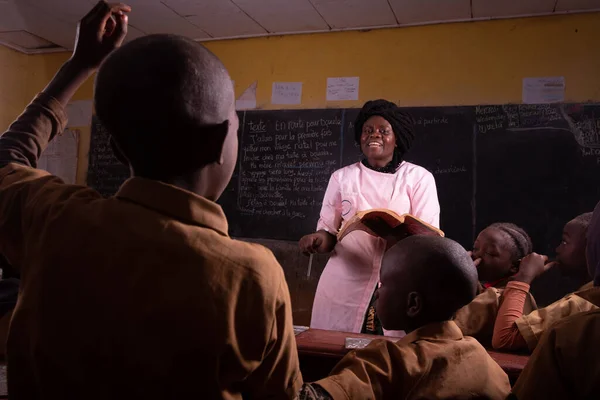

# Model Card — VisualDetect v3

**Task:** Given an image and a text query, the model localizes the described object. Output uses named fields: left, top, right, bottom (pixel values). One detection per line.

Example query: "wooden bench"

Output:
left=296, top=328, right=529, bottom=384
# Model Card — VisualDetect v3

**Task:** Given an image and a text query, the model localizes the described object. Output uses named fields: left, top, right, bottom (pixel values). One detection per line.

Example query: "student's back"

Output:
left=312, top=322, right=509, bottom=399
left=4, top=182, right=299, bottom=398
left=0, top=3, right=300, bottom=398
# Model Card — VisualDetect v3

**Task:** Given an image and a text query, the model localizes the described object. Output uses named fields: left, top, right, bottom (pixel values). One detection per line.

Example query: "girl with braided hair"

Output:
left=453, top=223, right=538, bottom=346
left=298, top=99, right=440, bottom=334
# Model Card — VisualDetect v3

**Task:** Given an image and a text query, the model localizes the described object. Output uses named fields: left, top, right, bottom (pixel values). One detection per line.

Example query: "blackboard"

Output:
left=88, top=104, right=600, bottom=253
left=87, top=116, right=129, bottom=197
left=474, top=104, right=600, bottom=255
left=219, top=109, right=345, bottom=240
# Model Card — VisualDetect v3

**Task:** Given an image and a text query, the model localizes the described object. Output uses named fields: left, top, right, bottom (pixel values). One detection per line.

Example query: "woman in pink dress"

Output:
left=299, top=100, right=440, bottom=335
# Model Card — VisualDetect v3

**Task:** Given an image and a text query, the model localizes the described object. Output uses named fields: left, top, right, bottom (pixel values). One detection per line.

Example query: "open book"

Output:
left=337, top=209, right=444, bottom=245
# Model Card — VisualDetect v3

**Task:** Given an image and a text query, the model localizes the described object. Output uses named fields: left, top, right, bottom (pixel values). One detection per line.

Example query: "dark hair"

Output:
left=94, top=34, right=233, bottom=178
left=488, top=223, right=533, bottom=261
left=354, top=99, right=415, bottom=170
left=387, top=236, right=478, bottom=322
left=573, top=212, right=594, bottom=232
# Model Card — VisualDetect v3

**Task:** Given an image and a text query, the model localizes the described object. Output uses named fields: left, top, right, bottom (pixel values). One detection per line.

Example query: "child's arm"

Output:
left=0, top=3, right=129, bottom=170
left=491, top=281, right=530, bottom=350
left=491, top=254, right=553, bottom=351
left=314, top=339, right=409, bottom=399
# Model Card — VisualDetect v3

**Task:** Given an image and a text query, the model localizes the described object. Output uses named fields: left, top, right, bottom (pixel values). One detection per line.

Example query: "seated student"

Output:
left=299, top=236, right=511, bottom=400
left=508, top=207, right=600, bottom=399
left=492, top=213, right=600, bottom=352
left=0, top=2, right=301, bottom=399
left=508, top=309, right=600, bottom=400
left=453, top=223, right=537, bottom=345
left=555, top=212, right=594, bottom=290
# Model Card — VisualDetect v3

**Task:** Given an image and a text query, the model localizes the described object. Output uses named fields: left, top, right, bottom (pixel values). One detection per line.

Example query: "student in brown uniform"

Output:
left=0, top=2, right=301, bottom=399
left=492, top=213, right=600, bottom=352
left=300, top=235, right=511, bottom=400
left=508, top=205, right=600, bottom=399
left=453, top=223, right=537, bottom=345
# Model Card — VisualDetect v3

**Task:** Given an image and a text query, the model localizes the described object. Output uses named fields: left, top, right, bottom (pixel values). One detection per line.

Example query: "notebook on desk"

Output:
left=294, top=325, right=309, bottom=336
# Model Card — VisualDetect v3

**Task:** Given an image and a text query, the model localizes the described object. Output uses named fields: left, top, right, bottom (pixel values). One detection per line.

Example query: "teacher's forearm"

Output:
left=317, top=230, right=337, bottom=253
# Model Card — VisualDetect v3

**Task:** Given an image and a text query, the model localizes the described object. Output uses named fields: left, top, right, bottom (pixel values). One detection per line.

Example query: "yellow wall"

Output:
left=1, top=12, right=600, bottom=181
left=0, top=46, right=94, bottom=183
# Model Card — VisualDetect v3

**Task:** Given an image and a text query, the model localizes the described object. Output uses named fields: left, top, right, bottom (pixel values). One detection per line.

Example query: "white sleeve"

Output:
left=409, top=171, right=440, bottom=228
left=316, top=173, right=342, bottom=234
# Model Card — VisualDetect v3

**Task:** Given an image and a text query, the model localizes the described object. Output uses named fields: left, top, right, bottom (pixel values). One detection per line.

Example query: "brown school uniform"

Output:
left=0, top=94, right=302, bottom=399
left=511, top=309, right=600, bottom=400
left=315, top=320, right=511, bottom=400
left=514, top=283, right=600, bottom=351
left=454, top=281, right=537, bottom=346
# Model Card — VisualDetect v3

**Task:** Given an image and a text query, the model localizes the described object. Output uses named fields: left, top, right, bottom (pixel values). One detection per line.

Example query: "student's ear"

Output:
left=406, top=291, right=422, bottom=318
left=203, top=120, right=231, bottom=165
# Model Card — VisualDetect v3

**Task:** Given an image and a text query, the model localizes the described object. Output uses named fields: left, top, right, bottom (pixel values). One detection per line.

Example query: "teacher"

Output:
left=299, top=99, right=440, bottom=334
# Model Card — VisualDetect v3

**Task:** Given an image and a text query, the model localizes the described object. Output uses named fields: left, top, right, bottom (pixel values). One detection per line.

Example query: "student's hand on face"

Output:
left=71, top=1, right=131, bottom=70
left=467, top=251, right=482, bottom=268
left=514, top=253, right=555, bottom=285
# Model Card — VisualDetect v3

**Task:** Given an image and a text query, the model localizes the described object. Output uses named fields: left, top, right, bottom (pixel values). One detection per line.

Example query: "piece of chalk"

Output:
left=307, top=254, right=314, bottom=277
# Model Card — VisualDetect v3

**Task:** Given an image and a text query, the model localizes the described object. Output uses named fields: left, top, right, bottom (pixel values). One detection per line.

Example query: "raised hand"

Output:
left=71, top=1, right=131, bottom=69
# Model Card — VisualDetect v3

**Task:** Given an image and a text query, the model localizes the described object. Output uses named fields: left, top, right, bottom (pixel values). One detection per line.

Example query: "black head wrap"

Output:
left=354, top=99, right=416, bottom=173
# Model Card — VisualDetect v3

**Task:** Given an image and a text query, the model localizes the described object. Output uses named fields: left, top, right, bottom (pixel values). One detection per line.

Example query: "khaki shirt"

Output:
left=515, top=284, right=600, bottom=350
left=512, top=309, right=600, bottom=399
left=454, top=285, right=537, bottom=346
left=315, top=321, right=510, bottom=400
left=0, top=94, right=302, bottom=399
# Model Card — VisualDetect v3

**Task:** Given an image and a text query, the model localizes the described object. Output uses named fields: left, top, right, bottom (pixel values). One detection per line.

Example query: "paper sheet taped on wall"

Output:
left=66, top=100, right=93, bottom=127
left=327, top=77, right=359, bottom=101
left=522, top=77, right=565, bottom=104
left=236, top=81, right=257, bottom=110
left=272, top=82, right=302, bottom=105
left=38, top=128, right=79, bottom=184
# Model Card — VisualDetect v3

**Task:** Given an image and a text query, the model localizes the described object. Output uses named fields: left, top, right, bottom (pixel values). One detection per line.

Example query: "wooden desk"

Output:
left=296, top=328, right=529, bottom=384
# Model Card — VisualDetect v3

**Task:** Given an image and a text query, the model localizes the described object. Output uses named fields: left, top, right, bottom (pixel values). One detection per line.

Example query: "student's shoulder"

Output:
left=541, top=309, right=600, bottom=368
left=550, top=308, right=600, bottom=337
left=574, top=284, right=600, bottom=306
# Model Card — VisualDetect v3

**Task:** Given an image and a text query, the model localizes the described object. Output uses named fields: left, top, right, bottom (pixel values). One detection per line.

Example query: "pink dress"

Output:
left=310, top=161, right=440, bottom=334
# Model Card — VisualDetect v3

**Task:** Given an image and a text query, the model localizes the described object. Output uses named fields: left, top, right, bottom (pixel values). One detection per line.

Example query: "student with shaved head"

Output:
left=300, top=236, right=511, bottom=400
left=0, top=2, right=301, bottom=399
